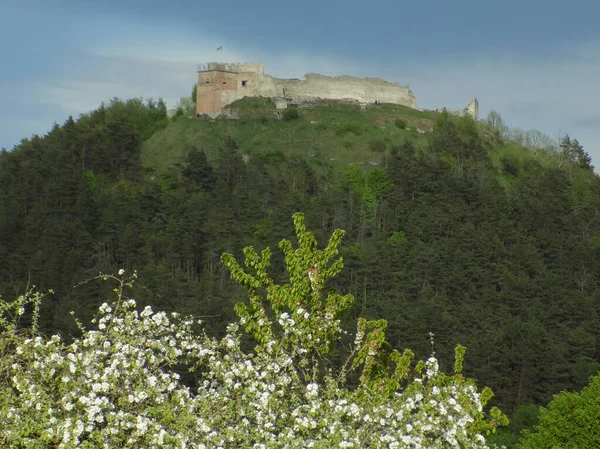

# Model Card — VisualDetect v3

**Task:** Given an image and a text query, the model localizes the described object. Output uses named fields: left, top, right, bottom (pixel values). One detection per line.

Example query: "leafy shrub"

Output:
left=590, top=236, right=600, bottom=249
left=369, top=138, right=387, bottom=153
left=191, top=83, right=197, bottom=103
left=440, top=155, right=457, bottom=172
left=0, top=215, right=507, bottom=448
left=255, top=149, right=286, bottom=164
left=282, top=108, right=300, bottom=121
left=336, top=122, right=363, bottom=136
left=388, top=230, right=408, bottom=247
left=395, top=118, right=407, bottom=129
left=519, top=373, right=600, bottom=448
left=500, top=154, right=520, bottom=177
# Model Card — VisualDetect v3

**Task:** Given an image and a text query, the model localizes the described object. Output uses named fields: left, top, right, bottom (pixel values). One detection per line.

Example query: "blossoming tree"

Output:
left=0, top=213, right=507, bottom=448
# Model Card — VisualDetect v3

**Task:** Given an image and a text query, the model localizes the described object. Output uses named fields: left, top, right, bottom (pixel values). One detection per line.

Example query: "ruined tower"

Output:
left=196, top=62, right=271, bottom=114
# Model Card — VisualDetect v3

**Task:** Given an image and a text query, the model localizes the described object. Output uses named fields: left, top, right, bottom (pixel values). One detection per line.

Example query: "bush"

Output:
left=395, top=118, right=407, bottom=129
left=500, top=154, right=520, bottom=177
left=336, top=122, right=363, bottom=136
left=519, top=373, right=600, bottom=448
left=282, top=108, right=300, bottom=121
left=0, top=215, right=507, bottom=448
left=369, top=138, right=387, bottom=152
left=191, top=83, right=197, bottom=103
left=388, top=230, right=408, bottom=247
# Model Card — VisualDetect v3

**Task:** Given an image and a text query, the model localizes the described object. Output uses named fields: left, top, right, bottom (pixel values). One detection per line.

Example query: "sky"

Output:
left=1, top=0, right=600, bottom=163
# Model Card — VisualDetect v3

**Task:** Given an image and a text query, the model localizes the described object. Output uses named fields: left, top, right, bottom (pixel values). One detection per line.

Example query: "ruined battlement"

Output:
left=195, top=62, right=476, bottom=120
left=197, top=62, right=264, bottom=74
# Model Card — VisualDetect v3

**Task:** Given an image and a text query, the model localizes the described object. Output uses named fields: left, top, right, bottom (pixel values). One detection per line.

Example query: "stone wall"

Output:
left=450, top=97, right=479, bottom=120
left=197, top=71, right=239, bottom=113
left=196, top=62, right=418, bottom=114
left=276, top=74, right=416, bottom=108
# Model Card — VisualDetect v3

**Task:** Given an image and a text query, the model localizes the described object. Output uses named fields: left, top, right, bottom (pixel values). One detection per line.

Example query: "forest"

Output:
left=1, top=96, right=599, bottom=446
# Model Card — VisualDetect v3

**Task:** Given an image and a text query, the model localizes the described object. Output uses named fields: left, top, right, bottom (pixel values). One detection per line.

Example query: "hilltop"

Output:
left=143, top=98, right=437, bottom=172
left=143, top=96, right=560, bottom=184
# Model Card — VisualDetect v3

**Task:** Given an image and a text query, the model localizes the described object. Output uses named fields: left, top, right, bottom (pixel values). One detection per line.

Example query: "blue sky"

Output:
left=1, top=0, right=600, bottom=163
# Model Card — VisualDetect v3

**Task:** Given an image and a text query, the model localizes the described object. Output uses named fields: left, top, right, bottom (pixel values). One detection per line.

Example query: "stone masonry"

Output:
left=196, top=62, right=417, bottom=115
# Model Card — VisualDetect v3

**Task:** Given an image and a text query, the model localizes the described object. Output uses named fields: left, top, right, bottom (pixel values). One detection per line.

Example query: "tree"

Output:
left=519, top=372, right=600, bottom=448
left=560, top=134, right=594, bottom=171
left=524, top=129, right=555, bottom=151
left=0, top=215, right=508, bottom=448
left=483, top=110, right=508, bottom=139
left=182, top=146, right=215, bottom=191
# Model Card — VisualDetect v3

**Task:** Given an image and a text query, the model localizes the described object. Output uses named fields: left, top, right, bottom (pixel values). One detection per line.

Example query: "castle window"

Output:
left=205, top=81, right=209, bottom=84
left=222, top=81, right=227, bottom=84
left=242, top=80, right=247, bottom=86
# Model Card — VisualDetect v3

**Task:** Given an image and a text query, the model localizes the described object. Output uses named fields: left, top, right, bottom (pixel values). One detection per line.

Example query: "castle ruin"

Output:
left=195, top=62, right=477, bottom=120
left=196, top=62, right=417, bottom=114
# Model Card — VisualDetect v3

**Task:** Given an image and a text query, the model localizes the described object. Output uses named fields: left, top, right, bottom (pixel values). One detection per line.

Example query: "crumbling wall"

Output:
left=276, top=74, right=416, bottom=108
left=238, top=62, right=264, bottom=74
left=450, top=97, right=479, bottom=120
left=196, top=62, right=419, bottom=114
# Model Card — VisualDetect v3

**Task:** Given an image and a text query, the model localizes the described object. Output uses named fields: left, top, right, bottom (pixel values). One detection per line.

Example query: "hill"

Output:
left=142, top=98, right=437, bottom=172
left=1, top=96, right=600, bottom=447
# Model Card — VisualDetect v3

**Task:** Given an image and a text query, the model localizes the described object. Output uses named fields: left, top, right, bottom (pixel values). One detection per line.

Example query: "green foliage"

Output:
left=282, top=108, right=300, bottom=121
left=220, top=213, right=507, bottom=445
left=84, top=170, right=97, bottom=191
left=336, top=122, right=364, bottom=136
left=500, top=154, right=520, bottom=177
left=395, top=118, right=407, bottom=129
left=519, top=373, right=600, bottom=448
left=0, top=217, right=507, bottom=447
left=3, top=94, right=600, bottom=430
left=590, top=236, right=600, bottom=249
left=191, top=83, right=197, bottom=103
left=388, top=231, right=407, bottom=247
left=182, top=146, right=215, bottom=190
left=368, top=138, right=387, bottom=153
left=227, top=97, right=276, bottom=110
left=141, top=100, right=435, bottom=170
left=440, top=154, right=457, bottom=172
left=560, top=134, right=594, bottom=171
left=483, top=110, right=508, bottom=139
left=221, top=212, right=351, bottom=354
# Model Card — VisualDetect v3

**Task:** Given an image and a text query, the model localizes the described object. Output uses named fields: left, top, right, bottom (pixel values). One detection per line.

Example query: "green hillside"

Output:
left=142, top=97, right=563, bottom=187
left=142, top=98, right=437, bottom=172
left=1, top=96, right=600, bottom=448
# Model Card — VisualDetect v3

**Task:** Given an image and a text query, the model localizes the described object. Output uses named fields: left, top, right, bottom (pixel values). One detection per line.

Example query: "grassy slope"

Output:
left=142, top=98, right=437, bottom=173
left=142, top=97, right=562, bottom=184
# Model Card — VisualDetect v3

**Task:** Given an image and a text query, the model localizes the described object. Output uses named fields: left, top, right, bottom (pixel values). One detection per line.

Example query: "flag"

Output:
left=217, top=46, right=223, bottom=52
